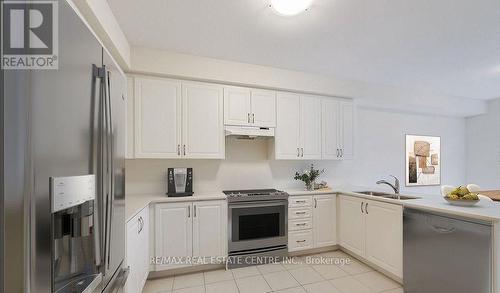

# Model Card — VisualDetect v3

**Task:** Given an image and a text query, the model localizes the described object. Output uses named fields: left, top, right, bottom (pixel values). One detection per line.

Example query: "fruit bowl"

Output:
left=441, top=184, right=481, bottom=207
left=443, top=197, right=480, bottom=207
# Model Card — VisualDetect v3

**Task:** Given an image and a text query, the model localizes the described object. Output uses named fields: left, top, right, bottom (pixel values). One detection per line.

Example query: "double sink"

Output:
left=355, top=191, right=421, bottom=200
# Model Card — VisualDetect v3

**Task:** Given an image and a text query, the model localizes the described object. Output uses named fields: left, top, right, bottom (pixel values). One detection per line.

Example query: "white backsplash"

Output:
left=126, top=108, right=468, bottom=196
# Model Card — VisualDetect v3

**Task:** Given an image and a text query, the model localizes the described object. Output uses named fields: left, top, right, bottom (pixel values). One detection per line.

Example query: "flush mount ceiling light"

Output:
left=270, top=0, right=313, bottom=16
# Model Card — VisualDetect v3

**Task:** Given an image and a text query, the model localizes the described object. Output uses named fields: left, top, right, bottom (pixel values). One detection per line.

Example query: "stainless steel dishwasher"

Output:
left=404, top=208, right=492, bottom=293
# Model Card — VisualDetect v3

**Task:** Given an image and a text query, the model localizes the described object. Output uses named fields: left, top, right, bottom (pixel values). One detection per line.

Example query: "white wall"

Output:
left=126, top=107, right=466, bottom=196
left=466, top=98, right=500, bottom=189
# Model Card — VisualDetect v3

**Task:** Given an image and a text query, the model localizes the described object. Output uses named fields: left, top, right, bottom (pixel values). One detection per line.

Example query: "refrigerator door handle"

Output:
left=91, top=65, right=102, bottom=267
left=103, top=66, right=114, bottom=271
left=107, top=69, right=115, bottom=270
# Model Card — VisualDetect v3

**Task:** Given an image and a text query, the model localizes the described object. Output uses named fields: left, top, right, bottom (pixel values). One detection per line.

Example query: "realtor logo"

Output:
left=2, top=1, right=58, bottom=69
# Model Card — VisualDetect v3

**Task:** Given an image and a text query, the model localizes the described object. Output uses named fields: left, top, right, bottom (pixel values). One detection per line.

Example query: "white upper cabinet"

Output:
left=339, top=101, right=355, bottom=159
left=251, top=89, right=276, bottom=127
left=182, top=82, right=225, bottom=159
left=132, top=76, right=224, bottom=159
left=224, top=86, right=251, bottom=126
left=321, top=98, right=340, bottom=160
left=321, top=98, right=355, bottom=160
left=224, top=86, right=276, bottom=127
left=276, top=93, right=301, bottom=159
left=134, top=77, right=181, bottom=158
left=126, top=76, right=135, bottom=159
left=275, top=93, right=322, bottom=160
left=130, top=75, right=353, bottom=160
left=300, top=95, right=322, bottom=159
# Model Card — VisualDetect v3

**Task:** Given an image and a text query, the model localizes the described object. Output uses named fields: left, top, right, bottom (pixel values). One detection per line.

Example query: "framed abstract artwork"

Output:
left=405, top=135, right=441, bottom=186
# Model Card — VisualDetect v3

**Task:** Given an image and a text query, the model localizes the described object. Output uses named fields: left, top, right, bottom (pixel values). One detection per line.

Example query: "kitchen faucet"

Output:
left=376, top=175, right=400, bottom=197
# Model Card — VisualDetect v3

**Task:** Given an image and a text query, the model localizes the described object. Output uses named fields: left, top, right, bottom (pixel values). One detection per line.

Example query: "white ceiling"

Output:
left=107, top=0, right=500, bottom=100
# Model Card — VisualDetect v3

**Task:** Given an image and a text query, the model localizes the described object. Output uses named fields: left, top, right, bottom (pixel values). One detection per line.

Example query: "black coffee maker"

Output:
left=166, top=168, right=193, bottom=197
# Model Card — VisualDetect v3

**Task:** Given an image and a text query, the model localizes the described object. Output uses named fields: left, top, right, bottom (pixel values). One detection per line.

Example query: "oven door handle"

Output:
left=229, top=200, right=287, bottom=209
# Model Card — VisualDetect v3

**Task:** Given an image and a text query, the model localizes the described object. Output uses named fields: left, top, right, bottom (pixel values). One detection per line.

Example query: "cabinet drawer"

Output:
left=289, top=218, right=312, bottom=231
left=289, top=196, right=312, bottom=208
left=289, top=230, right=313, bottom=251
left=289, top=207, right=312, bottom=219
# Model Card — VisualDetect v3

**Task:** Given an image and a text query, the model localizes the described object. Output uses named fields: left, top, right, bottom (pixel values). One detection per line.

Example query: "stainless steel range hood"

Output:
left=224, top=125, right=275, bottom=139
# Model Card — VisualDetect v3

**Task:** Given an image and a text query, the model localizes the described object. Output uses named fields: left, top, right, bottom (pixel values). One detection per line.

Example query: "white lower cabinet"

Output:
left=288, top=194, right=337, bottom=252
left=364, top=200, right=403, bottom=278
left=192, top=201, right=227, bottom=258
left=125, top=206, right=150, bottom=293
left=154, top=200, right=227, bottom=271
left=338, top=196, right=365, bottom=256
left=155, top=202, right=193, bottom=271
left=313, top=195, right=337, bottom=247
left=338, top=195, right=403, bottom=278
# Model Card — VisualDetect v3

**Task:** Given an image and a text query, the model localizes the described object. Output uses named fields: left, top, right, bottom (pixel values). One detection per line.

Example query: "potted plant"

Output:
left=294, top=164, right=325, bottom=191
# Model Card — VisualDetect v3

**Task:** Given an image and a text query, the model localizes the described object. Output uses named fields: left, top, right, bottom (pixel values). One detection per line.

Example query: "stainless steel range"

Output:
left=224, top=189, right=289, bottom=268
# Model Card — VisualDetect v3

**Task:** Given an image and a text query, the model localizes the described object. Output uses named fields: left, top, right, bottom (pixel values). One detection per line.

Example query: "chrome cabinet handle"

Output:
left=177, top=144, right=181, bottom=156
left=183, top=145, right=186, bottom=156
left=336, top=148, right=339, bottom=158
left=296, top=240, right=307, bottom=243
left=296, top=211, right=306, bottom=215
left=314, top=198, right=317, bottom=208
left=297, top=148, right=300, bottom=157
left=252, top=113, right=255, bottom=123
left=340, top=149, right=344, bottom=158
left=138, top=217, right=143, bottom=234
left=365, top=202, right=368, bottom=214
left=188, top=206, right=191, bottom=218
left=296, top=223, right=307, bottom=226
left=248, top=113, right=251, bottom=123
left=361, top=202, right=364, bottom=214
left=301, top=148, right=304, bottom=157
left=296, top=200, right=306, bottom=203
left=430, top=225, right=455, bottom=234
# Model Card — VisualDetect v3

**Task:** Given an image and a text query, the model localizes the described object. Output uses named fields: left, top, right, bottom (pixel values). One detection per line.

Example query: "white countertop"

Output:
left=286, top=187, right=500, bottom=222
left=125, top=192, right=226, bottom=222
left=125, top=187, right=500, bottom=223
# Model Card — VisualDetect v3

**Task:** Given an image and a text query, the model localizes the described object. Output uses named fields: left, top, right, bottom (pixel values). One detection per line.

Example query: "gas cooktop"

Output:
left=223, top=189, right=289, bottom=202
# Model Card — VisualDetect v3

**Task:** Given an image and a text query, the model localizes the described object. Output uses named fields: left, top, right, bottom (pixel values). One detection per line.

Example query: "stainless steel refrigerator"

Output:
left=2, top=1, right=127, bottom=292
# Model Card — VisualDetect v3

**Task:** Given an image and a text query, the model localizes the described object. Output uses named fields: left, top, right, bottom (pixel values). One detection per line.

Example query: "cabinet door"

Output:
left=125, top=215, right=140, bottom=293
left=192, top=201, right=227, bottom=259
left=339, top=101, right=354, bottom=160
left=321, top=98, right=340, bottom=160
left=338, top=195, right=365, bottom=257
left=251, top=89, right=276, bottom=127
left=276, top=93, right=301, bottom=159
left=182, top=82, right=225, bottom=159
left=134, top=77, right=181, bottom=158
left=300, top=95, right=322, bottom=159
left=313, top=195, right=337, bottom=247
left=224, top=86, right=251, bottom=126
left=365, top=200, right=403, bottom=278
left=155, top=202, right=193, bottom=270
left=126, top=76, right=135, bottom=159
left=138, top=208, right=150, bottom=288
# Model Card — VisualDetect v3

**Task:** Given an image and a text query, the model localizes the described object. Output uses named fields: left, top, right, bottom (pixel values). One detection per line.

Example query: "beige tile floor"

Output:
left=142, top=250, right=403, bottom=293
